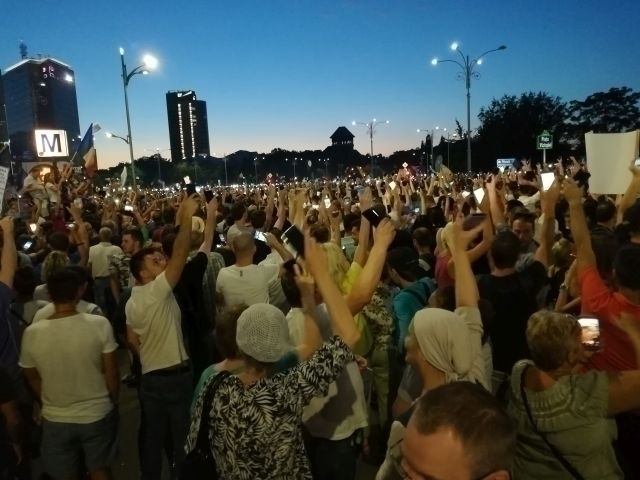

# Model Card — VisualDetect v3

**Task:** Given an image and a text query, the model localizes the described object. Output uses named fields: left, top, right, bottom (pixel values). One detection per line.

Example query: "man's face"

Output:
left=121, top=234, right=138, bottom=255
left=401, top=422, right=472, bottom=480
left=512, top=219, right=534, bottom=247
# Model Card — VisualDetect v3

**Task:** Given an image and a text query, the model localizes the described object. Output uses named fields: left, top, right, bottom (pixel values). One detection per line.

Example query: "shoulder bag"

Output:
left=519, top=366, right=585, bottom=480
left=179, top=371, right=230, bottom=480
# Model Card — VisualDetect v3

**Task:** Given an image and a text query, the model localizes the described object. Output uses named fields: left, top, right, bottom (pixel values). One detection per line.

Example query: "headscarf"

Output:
left=412, top=308, right=479, bottom=384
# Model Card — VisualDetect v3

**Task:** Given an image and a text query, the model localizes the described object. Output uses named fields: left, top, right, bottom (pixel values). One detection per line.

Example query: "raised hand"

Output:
left=373, top=218, right=396, bottom=249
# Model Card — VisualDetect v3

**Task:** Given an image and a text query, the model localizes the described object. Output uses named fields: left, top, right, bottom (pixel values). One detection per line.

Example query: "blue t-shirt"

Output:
left=392, top=277, right=436, bottom=351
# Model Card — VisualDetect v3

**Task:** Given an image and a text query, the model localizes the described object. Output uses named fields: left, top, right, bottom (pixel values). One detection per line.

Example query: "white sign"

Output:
left=0, top=166, right=10, bottom=208
left=586, top=130, right=640, bottom=194
left=34, top=129, right=68, bottom=157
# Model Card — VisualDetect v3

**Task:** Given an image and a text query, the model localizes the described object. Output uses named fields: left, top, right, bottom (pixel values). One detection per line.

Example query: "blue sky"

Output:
left=2, top=0, right=639, bottom=169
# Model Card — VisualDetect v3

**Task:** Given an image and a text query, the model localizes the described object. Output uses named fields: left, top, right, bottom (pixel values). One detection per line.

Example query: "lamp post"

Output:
left=431, top=42, right=506, bottom=172
left=223, top=154, right=228, bottom=186
left=253, top=157, right=259, bottom=183
left=119, top=47, right=158, bottom=190
left=352, top=119, right=389, bottom=175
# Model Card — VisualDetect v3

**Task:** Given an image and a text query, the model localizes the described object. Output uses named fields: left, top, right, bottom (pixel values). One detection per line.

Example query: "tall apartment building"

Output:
left=166, top=90, right=210, bottom=162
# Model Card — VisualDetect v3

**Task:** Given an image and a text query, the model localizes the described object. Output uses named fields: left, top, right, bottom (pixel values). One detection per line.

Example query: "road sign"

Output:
left=537, top=131, right=553, bottom=150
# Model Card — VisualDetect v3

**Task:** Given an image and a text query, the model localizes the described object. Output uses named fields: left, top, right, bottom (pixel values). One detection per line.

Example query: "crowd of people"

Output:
left=2, top=156, right=640, bottom=480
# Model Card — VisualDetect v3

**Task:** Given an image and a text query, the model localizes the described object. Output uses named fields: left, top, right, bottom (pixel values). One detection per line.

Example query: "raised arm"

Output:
left=445, top=215, right=481, bottom=308
left=617, top=165, right=640, bottom=224
left=534, top=181, right=560, bottom=268
left=292, top=263, right=323, bottom=361
left=486, top=175, right=506, bottom=227
left=346, top=219, right=396, bottom=315
left=565, top=178, right=596, bottom=273
left=304, top=233, right=360, bottom=348
left=165, top=194, right=199, bottom=287
left=199, top=197, right=217, bottom=254
left=352, top=188, right=372, bottom=267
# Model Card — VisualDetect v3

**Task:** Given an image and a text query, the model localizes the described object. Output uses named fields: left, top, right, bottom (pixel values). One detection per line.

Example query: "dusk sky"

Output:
left=2, top=0, right=639, bottom=169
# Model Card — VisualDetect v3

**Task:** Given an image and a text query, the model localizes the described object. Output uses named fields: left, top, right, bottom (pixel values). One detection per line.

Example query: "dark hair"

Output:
left=613, top=245, right=640, bottom=291
left=215, top=306, right=245, bottom=359
left=67, top=265, right=90, bottom=284
left=230, top=202, right=246, bottom=222
left=47, top=267, right=83, bottom=304
left=505, top=199, right=524, bottom=215
left=14, top=266, right=37, bottom=297
left=130, top=246, right=159, bottom=282
left=343, top=213, right=360, bottom=232
left=122, top=227, right=144, bottom=246
left=48, top=231, right=70, bottom=252
left=432, top=285, right=455, bottom=311
left=511, top=210, right=536, bottom=228
left=249, top=209, right=266, bottom=229
left=410, top=382, right=516, bottom=479
left=161, top=233, right=176, bottom=258
left=490, top=231, right=521, bottom=269
left=412, top=227, right=433, bottom=249
left=309, top=224, right=330, bottom=243
left=280, top=267, right=302, bottom=308
left=594, top=200, right=616, bottom=224
left=616, top=201, right=640, bottom=244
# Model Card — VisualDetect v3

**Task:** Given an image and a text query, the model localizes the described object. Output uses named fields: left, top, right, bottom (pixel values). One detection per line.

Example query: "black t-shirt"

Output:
left=478, top=261, right=547, bottom=374
left=0, top=366, right=16, bottom=462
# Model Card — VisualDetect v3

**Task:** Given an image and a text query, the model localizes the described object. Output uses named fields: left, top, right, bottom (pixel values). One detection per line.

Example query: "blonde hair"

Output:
left=527, top=310, right=581, bottom=371
left=41, top=251, right=70, bottom=283
left=320, top=242, right=350, bottom=293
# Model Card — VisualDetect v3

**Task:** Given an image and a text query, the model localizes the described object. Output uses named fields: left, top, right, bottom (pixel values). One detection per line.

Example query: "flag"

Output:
left=120, top=165, right=127, bottom=187
left=71, top=123, right=99, bottom=178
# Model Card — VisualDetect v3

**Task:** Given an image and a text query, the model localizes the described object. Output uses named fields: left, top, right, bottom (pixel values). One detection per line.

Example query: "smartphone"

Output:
left=124, top=205, right=134, bottom=212
left=463, top=213, right=487, bottom=231
left=282, top=225, right=305, bottom=258
left=219, top=233, right=225, bottom=244
left=461, top=191, right=471, bottom=199
left=183, top=176, right=191, bottom=184
left=204, top=190, right=214, bottom=203
left=29, top=223, right=37, bottom=233
left=255, top=231, right=267, bottom=242
left=541, top=172, right=555, bottom=192
left=22, top=240, right=33, bottom=251
left=195, top=186, right=202, bottom=194
left=73, top=198, right=83, bottom=208
left=186, top=183, right=197, bottom=196
left=413, top=207, right=420, bottom=214
left=578, top=317, right=601, bottom=351
left=388, top=181, right=397, bottom=191
left=362, top=207, right=385, bottom=228
left=66, top=223, right=75, bottom=230
left=473, top=188, right=485, bottom=205
left=324, top=198, right=331, bottom=209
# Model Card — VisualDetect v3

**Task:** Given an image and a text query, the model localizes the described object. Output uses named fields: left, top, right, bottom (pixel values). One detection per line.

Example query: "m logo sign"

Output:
left=34, top=130, right=69, bottom=157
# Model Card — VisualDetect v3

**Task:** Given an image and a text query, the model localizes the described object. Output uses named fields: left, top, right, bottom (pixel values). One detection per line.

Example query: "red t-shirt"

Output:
left=580, top=265, right=640, bottom=372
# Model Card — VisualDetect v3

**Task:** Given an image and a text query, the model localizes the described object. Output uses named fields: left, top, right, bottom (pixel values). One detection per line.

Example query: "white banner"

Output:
left=586, top=130, right=640, bottom=194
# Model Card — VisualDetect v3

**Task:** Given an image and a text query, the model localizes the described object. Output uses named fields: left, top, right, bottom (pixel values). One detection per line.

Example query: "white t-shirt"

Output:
left=216, top=264, right=279, bottom=308
left=89, top=242, right=123, bottom=278
left=32, top=300, right=103, bottom=323
left=19, top=313, right=117, bottom=423
left=126, top=271, right=189, bottom=374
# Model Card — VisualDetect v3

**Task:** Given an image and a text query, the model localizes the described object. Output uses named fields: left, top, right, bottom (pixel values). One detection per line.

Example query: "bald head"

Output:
left=232, top=232, right=256, bottom=256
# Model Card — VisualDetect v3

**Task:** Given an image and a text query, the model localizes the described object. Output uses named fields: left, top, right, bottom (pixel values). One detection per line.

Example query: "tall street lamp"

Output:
left=431, top=42, right=506, bottom=172
left=417, top=126, right=444, bottom=169
left=352, top=119, right=389, bottom=175
left=119, top=47, right=158, bottom=190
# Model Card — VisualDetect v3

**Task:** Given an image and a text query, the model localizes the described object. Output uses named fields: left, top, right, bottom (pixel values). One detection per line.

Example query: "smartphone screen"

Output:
left=282, top=225, right=305, bottom=258
left=22, top=241, right=33, bottom=251
left=204, top=190, right=214, bottom=203
left=578, top=317, right=601, bottom=351
left=541, top=172, right=555, bottom=192
left=473, top=188, right=485, bottom=205
left=29, top=223, right=37, bottom=233
left=362, top=207, right=385, bottom=227
left=124, top=205, right=134, bottom=212
left=324, top=198, right=331, bottom=208
left=255, top=231, right=267, bottom=242
left=461, top=191, right=471, bottom=199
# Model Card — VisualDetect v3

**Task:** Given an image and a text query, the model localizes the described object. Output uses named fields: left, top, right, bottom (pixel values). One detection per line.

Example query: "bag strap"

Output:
left=519, top=367, right=585, bottom=480
left=193, top=371, right=231, bottom=452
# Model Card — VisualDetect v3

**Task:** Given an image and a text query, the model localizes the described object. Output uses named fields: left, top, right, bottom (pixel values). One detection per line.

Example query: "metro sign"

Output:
left=35, top=130, right=69, bottom=157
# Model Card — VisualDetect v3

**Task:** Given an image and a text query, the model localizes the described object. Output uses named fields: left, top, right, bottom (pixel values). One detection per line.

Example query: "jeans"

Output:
left=139, top=370, right=193, bottom=480
left=305, top=430, right=360, bottom=480
left=92, top=277, right=111, bottom=317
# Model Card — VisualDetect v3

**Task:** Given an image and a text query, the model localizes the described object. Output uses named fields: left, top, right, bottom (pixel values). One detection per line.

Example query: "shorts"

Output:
left=41, top=408, right=118, bottom=478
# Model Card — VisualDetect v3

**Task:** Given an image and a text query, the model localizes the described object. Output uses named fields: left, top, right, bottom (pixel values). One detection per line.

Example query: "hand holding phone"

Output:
left=362, top=207, right=386, bottom=227
left=282, top=225, right=305, bottom=258
left=578, top=317, right=601, bottom=351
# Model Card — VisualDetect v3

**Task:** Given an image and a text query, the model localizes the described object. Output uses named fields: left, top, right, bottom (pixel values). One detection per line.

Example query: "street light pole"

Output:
left=352, top=119, right=389, bottom=176
left=431, top=43, right=506, bottom=172
left=119, top=47, right=158, bottom=191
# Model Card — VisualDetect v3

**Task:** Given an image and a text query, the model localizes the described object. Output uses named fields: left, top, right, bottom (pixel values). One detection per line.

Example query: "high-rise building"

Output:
left=1, top=57, right=81, bottom=162
left=0, top=73, right=9, bottom=165
left=166, top=90, right=210, bottom=162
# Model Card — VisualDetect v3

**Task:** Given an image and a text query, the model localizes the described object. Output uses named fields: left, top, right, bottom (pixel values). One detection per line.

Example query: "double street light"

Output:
left=417, top=126, right=445, bottom=169
left=118, top=47, right=158, bottom=190
left=352, top=119, right=389, bottom=175
left=431, top=42, right=506, bottom=172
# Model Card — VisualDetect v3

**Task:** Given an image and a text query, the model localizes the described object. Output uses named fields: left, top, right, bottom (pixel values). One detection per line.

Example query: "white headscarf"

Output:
left=412, top=308, right=480, bottom=384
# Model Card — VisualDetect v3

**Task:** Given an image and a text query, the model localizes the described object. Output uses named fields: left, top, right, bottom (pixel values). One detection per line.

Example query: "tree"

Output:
left=565, top=87, right=640, bottom=150
left=476, top=91, right=567, bottom=170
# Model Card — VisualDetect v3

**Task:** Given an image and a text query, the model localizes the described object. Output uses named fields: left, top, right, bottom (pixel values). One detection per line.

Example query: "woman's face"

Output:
left=404, top=326, right=421, bottom=367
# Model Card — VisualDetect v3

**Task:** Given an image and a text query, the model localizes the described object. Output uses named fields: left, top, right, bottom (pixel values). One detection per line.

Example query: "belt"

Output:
left=144, top=363, right=191, bottom=377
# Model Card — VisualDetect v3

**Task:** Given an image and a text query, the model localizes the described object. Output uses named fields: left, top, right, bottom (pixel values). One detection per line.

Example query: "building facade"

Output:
left=1, top=57, right=81, bottom=163
left=166, top=90, right=210, bottom=162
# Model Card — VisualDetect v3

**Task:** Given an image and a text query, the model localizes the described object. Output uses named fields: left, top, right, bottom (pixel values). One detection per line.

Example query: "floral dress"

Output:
left=186, top=337, right=354, bottom=479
